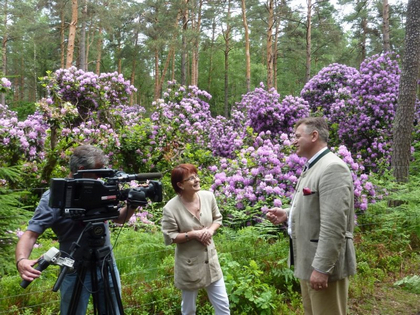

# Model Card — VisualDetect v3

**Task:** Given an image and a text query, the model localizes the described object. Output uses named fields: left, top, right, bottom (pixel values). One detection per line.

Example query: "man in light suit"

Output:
left=266, top=117, right=356, bottom=315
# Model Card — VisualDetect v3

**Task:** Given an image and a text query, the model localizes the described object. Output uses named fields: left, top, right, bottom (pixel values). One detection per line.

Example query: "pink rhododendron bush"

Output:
left=1, top=53, right=420, bottom=228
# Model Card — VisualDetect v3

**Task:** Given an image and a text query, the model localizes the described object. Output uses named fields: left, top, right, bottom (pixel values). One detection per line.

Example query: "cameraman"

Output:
left=15, top=145, right=138, bottom=314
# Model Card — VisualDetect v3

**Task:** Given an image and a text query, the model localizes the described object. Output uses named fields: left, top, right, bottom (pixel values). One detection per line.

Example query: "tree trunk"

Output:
left=305, top=0, right=312, bottom=83
left=266, top=0, right=274, bottom=89
left=191, top=12, right=197, bottom=86
left=273, top=5, right=281, bottom=91
left=171, top=11, right=182, bottom=82
left=20, top=57, right=24, bottom=100
left=360, top=17, right=367, bottom=62
left=190, top=0, right=203, bottom=87
left=13, top=75, right=18, bottom=102
left=181, top=0, right=189, bottom=86
left=34, top=42, right=37, bottom=101
left=66, top=0, right=78, bottom=69
left=1, top=0, right=8, bottom=106
left=391, top=0, right=420, bottom=183
left=60, top=4, right=66, bottom=69
left=86, top=21, right=96, bottom=70
left=117, top=40, right=122, bottom=74
left=224, top=0, right=232, bottom=118
left=130, top=32, right=139, bottom=106
left=158, top=14, right=179, bottom=93
left=154, top=48, right=160, bottom=100
left=207, top=17, right=216, bottom=92
left=96, top=27, right=103, bottom=75
left=196, top=0, right=203, bottom=85
left=171, top=47, right=176, bottom=82
left=241, top=0, right=251, bottom=92
left=159, top=47, right=175, bottom=90
left=79, top=0, right=88, bottom=71
left=382, top=0, right=391, bottom=52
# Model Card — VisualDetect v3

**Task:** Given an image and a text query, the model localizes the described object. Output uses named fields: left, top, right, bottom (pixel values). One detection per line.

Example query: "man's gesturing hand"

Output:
left=265, top=208, right=288, bottom=225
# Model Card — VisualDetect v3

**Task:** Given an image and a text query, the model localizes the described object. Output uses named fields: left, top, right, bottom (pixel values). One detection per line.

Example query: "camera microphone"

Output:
left=20, top=247, right=61, bottom=289
left=116, top=172, right=162, bottom=182
left=133, top=172, right=162, bottom=181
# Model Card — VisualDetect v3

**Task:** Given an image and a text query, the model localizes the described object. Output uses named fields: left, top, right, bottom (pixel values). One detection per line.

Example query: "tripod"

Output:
left=53, top=221, right=124, bottom=315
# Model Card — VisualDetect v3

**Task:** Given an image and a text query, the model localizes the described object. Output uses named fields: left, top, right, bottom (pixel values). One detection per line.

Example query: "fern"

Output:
left=0, top=165, right=32, bottom=275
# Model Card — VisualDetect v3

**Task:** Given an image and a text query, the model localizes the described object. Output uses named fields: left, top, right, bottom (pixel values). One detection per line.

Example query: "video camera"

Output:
left=49, top=169, right=162, bottom=222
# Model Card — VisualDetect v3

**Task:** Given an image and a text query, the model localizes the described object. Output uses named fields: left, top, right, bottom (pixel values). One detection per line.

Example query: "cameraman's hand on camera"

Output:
left=266, top=207, right=288, bottom=225
left=17, top=258, right=41, bottom=281
left=127, top=189, right=144, bottom=209
left=114, top=202, right=138, bottom=224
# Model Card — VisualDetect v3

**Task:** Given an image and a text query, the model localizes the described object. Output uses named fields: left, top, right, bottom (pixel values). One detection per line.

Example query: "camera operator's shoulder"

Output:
left=38, top=190, right=52, bottom=205
left=42, top=189, right=51, bottom=197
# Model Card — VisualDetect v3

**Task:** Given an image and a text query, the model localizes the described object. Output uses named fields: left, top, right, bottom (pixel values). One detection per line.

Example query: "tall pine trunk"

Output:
left=224, top=0, right=232, bottom=118
left=66, top=0, right=78, bottom=69
left=154, top=48, right=160, bottom=100
left=181, top=0, right=189, bottom=86
left=273, top=8, right=281, bottom=91
left=382, top=0, right=391, bottom=52
left=96, top=27, right=103, bottom=75
left=79, top=0, right=88, bottom=71
left=1, top=0, right=8, bottom=106
left=360, top=17, right=367, bottom=62
left=190, top=0, right=202, bottom=86
left=207, top=17, right=216, bottom=92
left=130, top=33, right=139, bottom=106
left=242, top=0, right=251, bottom=92
left=60, top=4, right=66, bottom=69
left=266, top=0, right=274, bottom=89
left=305, top=0, right=312, bottom=83
left=391, top=0, right=420, bottom=183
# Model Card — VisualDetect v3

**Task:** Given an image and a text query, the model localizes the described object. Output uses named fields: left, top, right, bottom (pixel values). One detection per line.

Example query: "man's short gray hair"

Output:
left=69, top=145, right=108, bottom=174
left=295, top=117, right=329, bottom=143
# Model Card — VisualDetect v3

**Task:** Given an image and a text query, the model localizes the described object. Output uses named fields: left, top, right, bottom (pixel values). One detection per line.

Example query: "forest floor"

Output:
left=349, top=272, right=420, bottom=315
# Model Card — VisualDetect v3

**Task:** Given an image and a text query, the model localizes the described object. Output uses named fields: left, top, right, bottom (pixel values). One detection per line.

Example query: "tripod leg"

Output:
left=101, top=262, right=115, bottom=315
left=109, top=261, right=124, bottom=314
left=101, top=259, right=124, bottom=315
left=67, top=264, right=88, bottom=315
left=91, top=260, right=101, bottom=315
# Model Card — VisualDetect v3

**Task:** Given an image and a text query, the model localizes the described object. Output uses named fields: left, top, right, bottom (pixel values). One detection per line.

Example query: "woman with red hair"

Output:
left=161, top=164, right=230, bottom=315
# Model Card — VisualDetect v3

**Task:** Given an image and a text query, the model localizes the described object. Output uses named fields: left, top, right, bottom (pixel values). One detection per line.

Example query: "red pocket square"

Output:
left=303, top=187, right=315, bottom=195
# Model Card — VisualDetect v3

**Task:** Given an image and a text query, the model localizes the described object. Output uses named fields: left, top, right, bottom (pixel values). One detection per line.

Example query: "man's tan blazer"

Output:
left=288, top=150, right=357, bottom=282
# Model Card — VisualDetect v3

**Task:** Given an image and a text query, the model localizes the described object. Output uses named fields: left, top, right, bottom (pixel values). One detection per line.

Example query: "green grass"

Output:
left=1, top=220, right=418, bottom=314
left=1, top=171, right=419, bottom=314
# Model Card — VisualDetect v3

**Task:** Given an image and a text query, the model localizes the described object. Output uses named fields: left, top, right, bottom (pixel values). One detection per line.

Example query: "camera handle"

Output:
left=20, top=247, right=74, bottom=289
